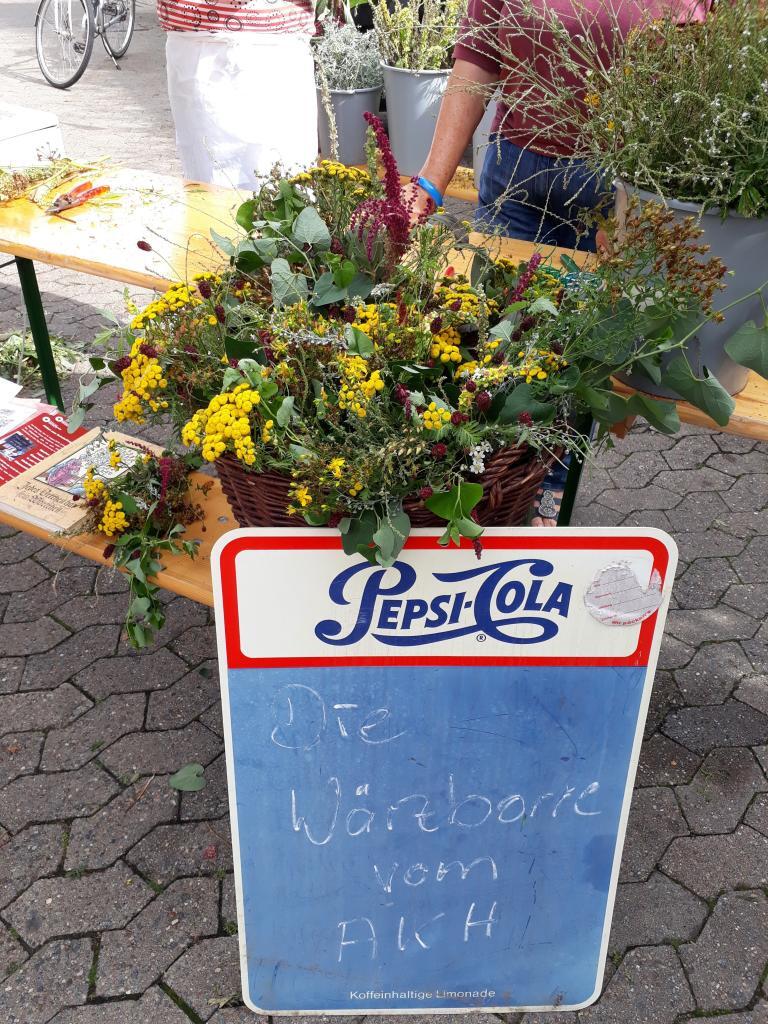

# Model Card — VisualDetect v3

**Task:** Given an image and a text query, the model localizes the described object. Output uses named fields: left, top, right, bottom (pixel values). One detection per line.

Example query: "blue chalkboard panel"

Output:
left=213, top=529, right=676, bottom=1014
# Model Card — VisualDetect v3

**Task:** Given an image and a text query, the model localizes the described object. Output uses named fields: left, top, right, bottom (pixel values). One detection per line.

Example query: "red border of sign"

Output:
left=218, top=534, right=670, bottom=670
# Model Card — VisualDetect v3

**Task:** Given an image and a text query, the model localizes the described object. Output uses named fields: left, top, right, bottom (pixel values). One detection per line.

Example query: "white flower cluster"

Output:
left=467, top=441, right=492, bottom=475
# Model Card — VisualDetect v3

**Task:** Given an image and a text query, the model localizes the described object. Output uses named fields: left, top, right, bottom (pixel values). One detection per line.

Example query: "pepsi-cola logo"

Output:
left=315, top=559, right=573, bottom=648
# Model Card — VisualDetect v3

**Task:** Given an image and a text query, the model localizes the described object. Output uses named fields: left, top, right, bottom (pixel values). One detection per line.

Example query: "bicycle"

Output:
left=35, top=0, right=135, bottom=89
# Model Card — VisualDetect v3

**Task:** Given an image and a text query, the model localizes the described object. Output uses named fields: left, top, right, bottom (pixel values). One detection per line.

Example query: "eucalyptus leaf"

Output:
left=270, top=258, right=308, bottom=308
left=276, top=396, right=295, bottom=428
left=724, top=320, right=768, bottom=378
left=661, top=358, right=735, bottom=427
left=312, top=272, right=347, bottom=307
left=292, top=207, right=331, bottom=249
left=169, top=763, right=206, bottom=792
left=114, top=491, right=138, bottom=515
left=528, top=295, right=559, bottom=316
left=627, top=393, right=681, bottom=435
left=67, top=407, right=85, bottom=433
left=210, top=228, right=235, bottom=257
left=235, top=199, right=256, bottom=231
left=498, top=384, right=554, bottom=424
left=345, top=325, right=374, bottom=356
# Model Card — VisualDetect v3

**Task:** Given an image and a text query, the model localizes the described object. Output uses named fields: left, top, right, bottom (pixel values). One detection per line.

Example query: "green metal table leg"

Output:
left=15, top=257, right=64, bottom=411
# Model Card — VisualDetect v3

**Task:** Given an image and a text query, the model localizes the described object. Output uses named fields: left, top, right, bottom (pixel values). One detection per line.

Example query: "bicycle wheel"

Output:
left=35, top=0, right=94, bottom=88
left=101, top=0, right=134, bottom=59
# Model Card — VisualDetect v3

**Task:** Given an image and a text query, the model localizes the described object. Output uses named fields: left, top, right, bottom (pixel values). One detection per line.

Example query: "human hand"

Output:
left=403, top=181, right=436, bottom=227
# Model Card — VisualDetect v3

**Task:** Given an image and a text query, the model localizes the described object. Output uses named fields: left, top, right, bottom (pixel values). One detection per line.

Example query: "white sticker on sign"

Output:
left=583, top=561, right=664, bottom=627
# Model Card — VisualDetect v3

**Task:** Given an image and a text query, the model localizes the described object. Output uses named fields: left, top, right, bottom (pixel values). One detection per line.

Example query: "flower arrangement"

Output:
left=314, top=22, right=384, bottom=92
left=472, top=0, right=768, bottom=217
left=73, top=444, right=208, bottom=647
left=373, top=0, right=468, bottom=71
left=71, top=117, right=747, bottom=575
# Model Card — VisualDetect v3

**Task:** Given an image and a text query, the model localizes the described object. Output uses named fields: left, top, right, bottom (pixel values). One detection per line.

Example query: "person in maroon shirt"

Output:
left=406, top=0, right=710, bottom=523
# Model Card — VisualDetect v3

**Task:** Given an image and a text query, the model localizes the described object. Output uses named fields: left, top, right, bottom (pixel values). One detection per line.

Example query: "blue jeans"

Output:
left=476, top=136, right=609, bottom=251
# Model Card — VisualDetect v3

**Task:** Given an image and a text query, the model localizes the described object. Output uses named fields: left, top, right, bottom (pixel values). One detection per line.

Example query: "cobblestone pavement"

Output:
left=2, top=3, right=768, bottom=1022
left=0, top=421, right=766, bottom=1023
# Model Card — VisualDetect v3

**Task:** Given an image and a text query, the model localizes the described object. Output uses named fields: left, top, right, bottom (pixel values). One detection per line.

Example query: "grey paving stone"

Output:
left=117, top=597, right=209, bottom=653
left=644, top=671, right=685, bottom=738
left=0, top=937, right=92, bottom=1024
left=221, top=873, right=236, bottom=929
left=679, top=890, right=768, bottom=1012
left=54, top=592, right=133, bottom=630
left=5, top=862, right=152, bottom=948
left=597, top=485, right=682, bottom=512
left=41, top=692, right=146, bottom=771
left=714, top=432, right=759, bottom=454
left=662, top=825, right=768, bottom=897
left=0, top=824, right=64, bottom=909
left=129, top=818, right=233, bottom=885
left=726, top=511, right=768, bottom=539
left=164, top=935, right=240, bottom=1020
left=93, top=565, right=130, bottom=594
left=619, top=787, right=688, bottom=883
left=570, top=501, right=626, bottom=527
left=147, top=662, right=219, bottom=730
left=0, top=659, right=24, bottom=695
left=0, top=763, right=119, bottom=832
left=0, top=732, right=44, bottom=787
left=578, top=945, right=694, bottom=1024
left=656, top=637, right=695, bottom=673
left=100, top=721, right=222, bottom=777
left=75, top=648, right=189, bottom=699
left=0, top=533, right=48, bottom=565
left=674, top=528, right=746, bottom=562
left=746, top=793, right=768, bottom=836
left=3, top=566, right=97, bottom=624
left=96, top=876, right=219, bottom=997
left=757, top=745, right=768, bottom=776
left=674, top=642, right=753, bottom=705
left=0, top=617, right=71, bottom=657
left=21, top=624, right=122, bottom=691
left=681, top=1003, right=768, bottom=1024
left=674, top=560, right=741, bottom=612
left=49, top=984, right=192, bottom=1023
left=663, top=433, right=719, bottom=470
left=722, top=474, right=768, bottom=512
left=665, top=491, right=730, bottom=533
left=0, top=683, right=91, bottom=734
left=676, top=747, right=767, bottom=833
left=0, top=922, right=27, bottom=979
left=599, top=451, right=663, bottom=490
left=170, top=624, right=217, bottom=666
left=665, top=606, right=760, bottom=646
left=735, top=676, right=768, bottom=716
left=708, top=451, right=768, bottom=477
left=737, top=536, right=768, bottom=584
left=724, top=583, right=768, bottom=618
left=65, top=775, right=179, bottom=871
left=654, top=466, right=733, bottom=495
left=608, top=870, right=707, bottom=954
left=0, top=559, right=49, bottom=594
left=743, top=621, right=768, bottom=675
left=571, top=460, right=613, bottom=503
left=208, top=1009, right=267, bottom=1023
left=200, top=702, right=224, bottom=737
left=636, top=733, right=701, bottom=786
left=181, top=754, right=228, bottom=821
left=663, top=700, right=768, bottom=754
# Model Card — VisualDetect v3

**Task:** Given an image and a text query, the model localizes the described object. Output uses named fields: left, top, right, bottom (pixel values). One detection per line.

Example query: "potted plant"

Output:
left=315, top=22, right=384, bottom=168
left=73, top=115, right=767, bottom=579
left=373, top=0, right=467, bottom=176
left=476, top=0, right=768, bottom=397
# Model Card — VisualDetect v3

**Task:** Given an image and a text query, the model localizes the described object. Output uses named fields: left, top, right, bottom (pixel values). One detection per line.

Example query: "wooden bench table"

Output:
left=1, top=165, right=767, bottom=603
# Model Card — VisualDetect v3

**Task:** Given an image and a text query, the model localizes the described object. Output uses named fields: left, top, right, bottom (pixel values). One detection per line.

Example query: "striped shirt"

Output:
left=157, top=0, right=314, bottom=34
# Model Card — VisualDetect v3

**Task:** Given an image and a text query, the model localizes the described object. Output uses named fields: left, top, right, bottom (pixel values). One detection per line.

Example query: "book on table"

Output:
left=0, top=427, right=153, bottom=533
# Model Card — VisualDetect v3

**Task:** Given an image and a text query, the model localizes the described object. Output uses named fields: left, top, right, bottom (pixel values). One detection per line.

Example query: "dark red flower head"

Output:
left=197, top=279, right=212, bottom=299
left=419, top=485, right=434, bottom=500
left=214, top=305, right=226, bottom=324
left=475, top=391, right=492, bottom=412
left=431, top=443, right=448, bottom=460
left=137, top=240, right=152, bottom=252
left=517, top=411, right=534, bottom=427
left=139, top=343, right=158, bottom=359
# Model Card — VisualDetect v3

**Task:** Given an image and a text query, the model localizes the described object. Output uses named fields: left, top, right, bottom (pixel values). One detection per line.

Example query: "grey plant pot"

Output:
left=615, top=182, right=768, bottom=398
left=382, top=64, right=449, bottom=177
left=317, top=85, right=383, bottom=167
left=473, top=93, right=500, bottom=190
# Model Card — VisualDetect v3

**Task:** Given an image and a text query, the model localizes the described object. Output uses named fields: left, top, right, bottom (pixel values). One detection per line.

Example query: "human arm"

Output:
left=408, top=58, right=500, bottom=222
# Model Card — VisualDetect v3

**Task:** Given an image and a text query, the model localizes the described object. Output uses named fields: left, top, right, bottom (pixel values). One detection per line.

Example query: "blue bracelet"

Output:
left=415, top=176, right=444, bottom=209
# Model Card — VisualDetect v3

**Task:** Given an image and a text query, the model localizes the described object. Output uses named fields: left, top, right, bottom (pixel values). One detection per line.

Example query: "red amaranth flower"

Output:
left=214, top=305, right=226, bottom=324
left=510, top=254, right=544, bottom=303
left=197, top=279, right=212, bottom=299
left=473, top=538, right=483, bottom=560
left=476, top=391, right=492, bottom=412
left=431, top=443, right=447, bottom=460
left=137, top=240, right=152, bottom=252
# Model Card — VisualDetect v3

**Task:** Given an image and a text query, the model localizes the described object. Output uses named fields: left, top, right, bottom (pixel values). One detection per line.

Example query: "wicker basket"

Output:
left=216, top=445, right=556, bottom=529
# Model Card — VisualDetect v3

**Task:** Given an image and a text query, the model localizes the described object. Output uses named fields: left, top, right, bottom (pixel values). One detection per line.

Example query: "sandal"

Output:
left=531, top=456, right=570, bottom=526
